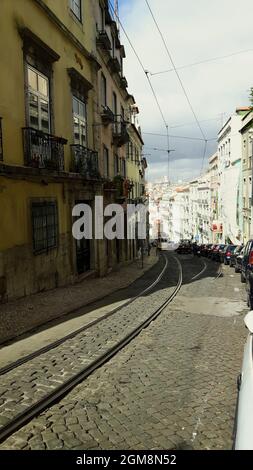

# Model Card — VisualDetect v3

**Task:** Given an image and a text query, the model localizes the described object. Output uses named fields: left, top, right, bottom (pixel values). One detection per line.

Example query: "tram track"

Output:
left=0, top=255, right=168, bottom=377
left=0, top=253, right=218, bottom=445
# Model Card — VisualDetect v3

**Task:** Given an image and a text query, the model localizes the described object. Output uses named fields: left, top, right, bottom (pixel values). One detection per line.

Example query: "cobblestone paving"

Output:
left=0, top=250, right=159, bottom=345
left=0, top=254, right=193, bottom=434
left=0, top=256, right=244, bottom=450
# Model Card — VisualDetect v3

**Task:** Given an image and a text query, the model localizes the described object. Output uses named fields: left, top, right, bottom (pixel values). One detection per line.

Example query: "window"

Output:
left=121, top=105, right=124, bottom=121
left=122, top=159, right=126, bottom=178
left=131, top=143, right=134, bottom=161
left=112, top=92, right=117, bottom=115
left=70, top=0, right=82, bottom=21
left=0, top=118, right=3, bottom=161
left=99, top=5, right=105, bottom=30
left=72, top=95, right=87, bottom=146
left=112, top=92, right=117, bottom=132
left=114, top=154, right=119, bottom=175
left=27, top=65, right=50, bottom=133
left=32, top=201, right=58, bottom=254
left=112, top=35, right=115, bottom=57
left=103, top=146, right=109, bottom=178
left=101, top=73, right=107, bottom=108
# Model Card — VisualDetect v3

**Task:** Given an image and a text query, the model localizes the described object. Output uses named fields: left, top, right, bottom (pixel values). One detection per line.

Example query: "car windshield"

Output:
left=227, top=245, right=236, bottom=252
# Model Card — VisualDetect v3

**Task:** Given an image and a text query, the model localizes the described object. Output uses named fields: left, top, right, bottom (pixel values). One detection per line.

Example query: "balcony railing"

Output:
left=23, top=127, right=67, bottom=171
left=70, top=144, right=100, bottom=179
left=101, top=105, right=115, bottom=125
left=0, top=117, right=3, bottom=161
left=96, top=30, right=112, bottom=51
left=113, top=120, right=129, bottom=147
left=120, top=76, right=128, bottom=90
left=108, top=56, right=121, bottom=74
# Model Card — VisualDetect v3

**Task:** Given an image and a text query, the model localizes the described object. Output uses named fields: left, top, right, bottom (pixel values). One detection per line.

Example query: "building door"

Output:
left=75, top=200, right=91, bottom=274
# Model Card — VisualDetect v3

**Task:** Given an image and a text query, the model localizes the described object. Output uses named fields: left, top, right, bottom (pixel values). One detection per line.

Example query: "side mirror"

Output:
left=244, top=311, right=253, bottom=333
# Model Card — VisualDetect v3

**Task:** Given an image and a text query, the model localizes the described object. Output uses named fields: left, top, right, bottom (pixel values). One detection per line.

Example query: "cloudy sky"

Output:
left=117, top=0, right=253, bottom=182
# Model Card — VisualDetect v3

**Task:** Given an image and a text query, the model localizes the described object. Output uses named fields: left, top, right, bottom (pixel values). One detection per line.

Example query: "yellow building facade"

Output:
left=0, top=0, right=146, bottom=303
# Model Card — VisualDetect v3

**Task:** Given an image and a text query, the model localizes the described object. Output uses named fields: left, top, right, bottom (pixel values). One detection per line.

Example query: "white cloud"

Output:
left=119, top=0, right=253, bottom=181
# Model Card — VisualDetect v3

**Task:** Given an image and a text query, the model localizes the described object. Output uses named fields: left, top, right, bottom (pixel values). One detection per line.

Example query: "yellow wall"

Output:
left=127, top=128, right=142, bottom=197
left=0, top=176, right=67, bottom=251
left=0, top=0, right=95, bottom=170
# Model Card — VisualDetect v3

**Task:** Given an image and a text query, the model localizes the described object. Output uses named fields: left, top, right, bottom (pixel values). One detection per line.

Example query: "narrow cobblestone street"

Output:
left=0, top=253, right=248, bottom=450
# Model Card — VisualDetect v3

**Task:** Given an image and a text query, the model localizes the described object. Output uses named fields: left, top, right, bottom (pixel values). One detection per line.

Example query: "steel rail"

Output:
left=0, top=256, right=183, bottom=444
left=0, top=255, right=168, bottom=377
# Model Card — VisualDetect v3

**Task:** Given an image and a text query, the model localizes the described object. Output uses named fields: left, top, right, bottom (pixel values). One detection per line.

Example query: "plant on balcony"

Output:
left=113, top=175, right=125, bottom=200
left=123, top=178, right=134, bottom=197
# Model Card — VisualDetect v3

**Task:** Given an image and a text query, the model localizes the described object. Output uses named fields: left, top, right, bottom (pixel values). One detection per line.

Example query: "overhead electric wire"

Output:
left=109, top=0, right=216, bottom=177
left=142, top=132, right=206, bottom=141
left=145, top=0, right=207, bottom=143
left=150, top=48, right=253, bottom=76
left=200, top=140, right=208, bottom=173
left=108, top=0, right=168, bottom=128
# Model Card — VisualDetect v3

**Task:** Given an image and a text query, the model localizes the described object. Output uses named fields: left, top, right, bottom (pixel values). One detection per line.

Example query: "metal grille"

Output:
left=71, top=144, right=100, bottom=179
left=0, top=118, right=3, bottom=161
left=23, top=127, right=67, bottom=171
left=32, top=201, right=58, bottom=254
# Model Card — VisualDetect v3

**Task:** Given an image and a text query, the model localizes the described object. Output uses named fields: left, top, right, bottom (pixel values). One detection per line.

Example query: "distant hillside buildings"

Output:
left=148, top=107, right=253, bottom=245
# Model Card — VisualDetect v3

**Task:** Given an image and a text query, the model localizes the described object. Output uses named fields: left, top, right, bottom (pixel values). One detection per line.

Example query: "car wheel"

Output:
left=241, top=272, right=246, bottom=283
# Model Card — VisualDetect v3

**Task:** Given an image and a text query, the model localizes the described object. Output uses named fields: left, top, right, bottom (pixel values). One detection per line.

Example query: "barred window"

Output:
left=32, top=201, right=58, bottom=254
left=0, top=118, right=3, bottom=161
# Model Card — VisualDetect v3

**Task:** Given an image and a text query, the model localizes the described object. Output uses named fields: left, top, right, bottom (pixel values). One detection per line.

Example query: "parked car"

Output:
left=176, top=241, right=192, bottom=254
left=233, top=311, right=253, bottom=449
left=208, top=244, right=219, bottom=259
left=230, top=245, right=244, bottom=268
left=202, top=243, right=213, bottom=257
left=241, top=240, right=253, bottom=308
left=221, top=244, right=237, bottom=265
left=235, top=247, right=245, bottom=273
left=211, top=244, right=226, bottom=261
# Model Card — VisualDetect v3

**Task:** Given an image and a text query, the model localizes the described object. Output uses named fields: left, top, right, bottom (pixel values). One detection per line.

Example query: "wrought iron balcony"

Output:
left=22, top=127, right=67, bottom=171
left=101, top=105, right=115, bottom=125
left=120, top=76, right=128, bottom=90
left=70, top=144, right=100, bottom=179
left=108, top=56, right=121, bottom=74
left=96, top=30, right=112, bottom=51
left=113, top=120, right=129, bottom=147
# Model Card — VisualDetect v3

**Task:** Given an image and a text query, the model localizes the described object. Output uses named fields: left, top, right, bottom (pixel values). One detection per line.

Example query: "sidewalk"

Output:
left=0, top=249, right=158, bottom=346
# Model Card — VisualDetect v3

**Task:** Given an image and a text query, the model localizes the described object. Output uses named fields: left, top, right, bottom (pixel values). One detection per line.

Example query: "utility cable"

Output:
left=150, top=48, right=253, bottom=76
left=145, top=0, right=206, bottom=141
left=108, top=0, right=168, bottom=128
